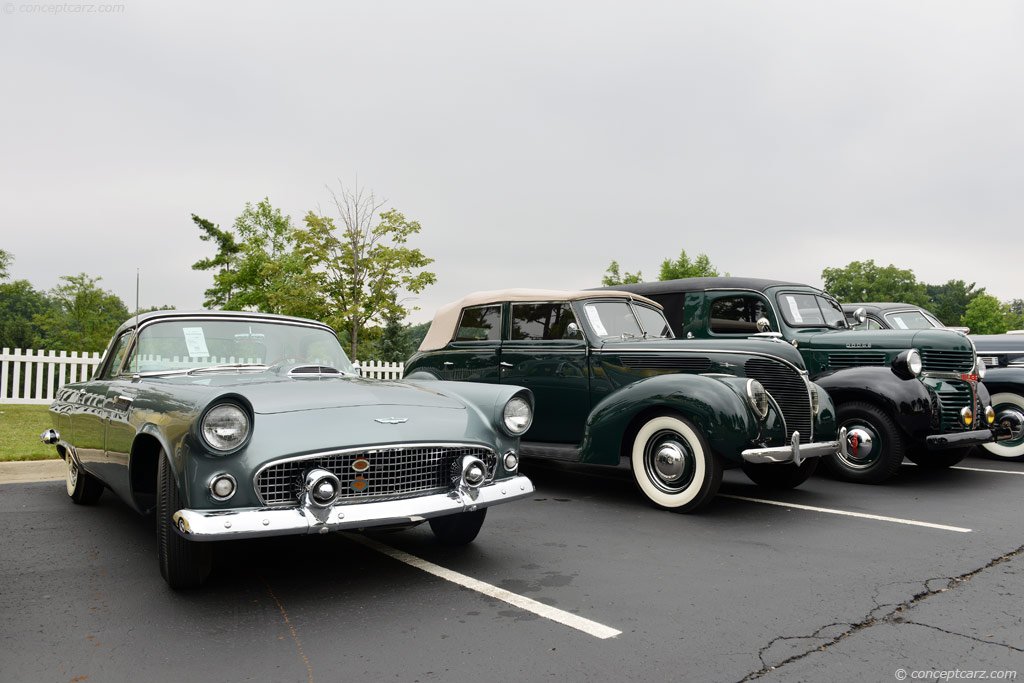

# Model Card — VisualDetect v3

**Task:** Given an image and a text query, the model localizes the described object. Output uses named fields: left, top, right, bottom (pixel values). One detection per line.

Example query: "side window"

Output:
left=510, top=302, right=578, bottom=340
left=455, top=305, right=502, bottom=341
left=709, top=295, right=770, bottom=334
left=101, top=332, right=134, bottom=379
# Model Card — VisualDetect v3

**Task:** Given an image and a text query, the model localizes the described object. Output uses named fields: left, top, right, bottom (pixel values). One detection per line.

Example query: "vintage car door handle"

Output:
left=442, top=361, right=454, bottom=367
left=500, top=362, right=514, bottom=368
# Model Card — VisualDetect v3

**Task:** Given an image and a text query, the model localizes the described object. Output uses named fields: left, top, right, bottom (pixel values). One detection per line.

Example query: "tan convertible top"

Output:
left=419, top=288, right=663, bottom=351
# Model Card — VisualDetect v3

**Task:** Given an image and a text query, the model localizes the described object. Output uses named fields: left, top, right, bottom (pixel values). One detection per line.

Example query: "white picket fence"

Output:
left=0, top=348, right=405, bottom=405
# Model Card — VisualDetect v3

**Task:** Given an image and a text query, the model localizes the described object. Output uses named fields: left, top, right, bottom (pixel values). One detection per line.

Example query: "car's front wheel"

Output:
left=65, top=453, right=104, bottom=504
left=429, top=509, right=487, bottom=545
left=823, top=402, right=905, bottom=484
left=979, top=392, right=1024, bottom=462
left=630, top=414, right=722, bottom=513
left=157, top=452, right=212, bottom=589
left=742, top=458, right=818, bottom=489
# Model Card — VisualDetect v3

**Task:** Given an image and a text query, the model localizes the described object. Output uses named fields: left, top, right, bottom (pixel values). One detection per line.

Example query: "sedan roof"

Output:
left=420, top=289, right=661, bottom=351
left=604, top=277, right=808, bottom=296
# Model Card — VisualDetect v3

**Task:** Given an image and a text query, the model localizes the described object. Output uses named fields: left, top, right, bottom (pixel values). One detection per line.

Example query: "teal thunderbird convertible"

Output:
left=41, top=310, right=535, bottom=588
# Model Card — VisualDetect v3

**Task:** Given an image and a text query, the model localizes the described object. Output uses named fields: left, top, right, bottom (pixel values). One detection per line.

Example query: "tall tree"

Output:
left=0, top=248, right=11, bottom=280
left=36, top=274, right=129, bottom=352
left=962, top=294, right=1010, bottom=335
left=191, top=200, right=322, bottom=318
left=294, top=183, right=436, bottom=359
left=925, top=280, right=984, bottom=325
left=821, top=260, right=930, bottom=306
left=0, top=279, right=53, bottom=349
left=658, top=249, right=724, bottom=280
left=601, top=261, right=643, bottom=286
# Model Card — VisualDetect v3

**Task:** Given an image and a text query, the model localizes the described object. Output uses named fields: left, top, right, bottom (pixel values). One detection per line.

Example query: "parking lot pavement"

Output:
left=1, top=453, right=1021, bottom=683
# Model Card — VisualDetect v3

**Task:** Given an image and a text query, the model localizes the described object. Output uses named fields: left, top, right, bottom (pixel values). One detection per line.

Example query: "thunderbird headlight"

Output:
left=975, top=355, right=986, bottom=379
left=746, top=379, right=769, bottom=420
left=502, top=395, right=533, bottom=436
left=201, top=403, right=251, bottom=451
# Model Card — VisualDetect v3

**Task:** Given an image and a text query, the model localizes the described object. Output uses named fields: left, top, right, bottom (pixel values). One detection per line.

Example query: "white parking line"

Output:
left=341, top=532, right=622, bottom=640
left=902, top=462, right=1024, bottom=476
left=719, top=495, right=972, bottom=533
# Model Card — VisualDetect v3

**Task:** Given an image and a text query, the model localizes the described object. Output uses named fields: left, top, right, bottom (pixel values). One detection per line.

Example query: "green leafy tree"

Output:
left=36, top=274, right=130, bottom=351
left=962, top=294, right=1010, bottom=335
left=0, top=249, right=11, bottom=280
left=1006, top=299, right=1024, bottom=331
left=658, top=249, right=725, bottom=280
left=0, top=279, right=54, bottom=350
left=294, top=183, right=436, bottom=359
left=925, top=280, right=984, bottom=326
left=601, top=261, right=642, bottom=286
left=192, top=200, right=322, bottom=317
left=821, top=260, right=930, bottom=306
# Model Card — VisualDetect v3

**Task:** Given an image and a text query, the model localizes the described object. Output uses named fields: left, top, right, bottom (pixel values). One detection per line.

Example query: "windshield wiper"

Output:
left=187, top=363, right=269, bottom=375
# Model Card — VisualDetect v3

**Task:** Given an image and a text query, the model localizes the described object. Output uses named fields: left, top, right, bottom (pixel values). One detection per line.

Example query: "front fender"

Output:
left=813, top=367, right=931, bottom=438
left=579, top=374, right=761, bottom=465
left=981, top=367, right=1024, bottom=397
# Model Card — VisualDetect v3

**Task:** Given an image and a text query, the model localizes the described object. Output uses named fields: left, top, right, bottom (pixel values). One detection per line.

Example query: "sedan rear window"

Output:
left=456, top=305, right=502, bottom=341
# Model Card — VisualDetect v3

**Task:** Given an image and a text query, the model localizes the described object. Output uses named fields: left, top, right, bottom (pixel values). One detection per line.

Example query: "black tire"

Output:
left=822, top=401, right=905, bottom=484
left=906, top=447, right=968, bottom=469
left=742, top=457, right=818, bottom=490
left=629, top=413, right=722, bottom=513
left=157, top=452, right=212, bottom=589
left=429, top=509, right=487, bottom=545
left=65, top=453, right=104, bottom=504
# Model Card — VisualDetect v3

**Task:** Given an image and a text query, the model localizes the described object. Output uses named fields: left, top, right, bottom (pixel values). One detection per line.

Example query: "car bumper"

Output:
left=925, top=428, right=996, bottom=450
left=741, top=428, right=844, bottom=466
left=172, top=475, right=535, bottom=542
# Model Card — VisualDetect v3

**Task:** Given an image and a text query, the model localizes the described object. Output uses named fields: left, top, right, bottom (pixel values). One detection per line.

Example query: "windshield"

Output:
left=883, top=310, right=941, bottom=330
left=581, top=300, right=645, bottom=339
left=777, top=293, right=847, bottom=328
left=633, top=304, right=674, bottom=338
left=126, top=319, right=356, bottom=374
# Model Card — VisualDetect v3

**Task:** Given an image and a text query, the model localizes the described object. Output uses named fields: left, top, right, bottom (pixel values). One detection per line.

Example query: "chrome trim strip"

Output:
left=173, top=474, right=535, bottom=541
left=251, top=441, right=499, bottom=506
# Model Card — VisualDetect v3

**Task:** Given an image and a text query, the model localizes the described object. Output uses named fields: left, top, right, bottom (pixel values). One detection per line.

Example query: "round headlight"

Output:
left=907, top=349, right=923, bottom=376
left=201, top=403, right=250, bottom=451
left=976, top=356, right=987, bottom=379
left=746, top=379, right=769, bottom=419
left=502, top=396, right=533, bottom=435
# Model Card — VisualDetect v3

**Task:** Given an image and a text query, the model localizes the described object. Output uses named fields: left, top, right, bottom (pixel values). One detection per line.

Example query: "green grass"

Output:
left=0, top=405, right=60, bottom=461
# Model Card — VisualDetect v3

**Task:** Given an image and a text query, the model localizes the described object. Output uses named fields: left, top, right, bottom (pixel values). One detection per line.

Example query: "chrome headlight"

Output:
left=201, top=403, right=251, bottom=451
left=892, top=349, right=922, bottom=379
left=975, top=355, right=986, bottom=379
left=502, top=395, right=533, bottom=436
left=746, top=379, right=769, bottom=420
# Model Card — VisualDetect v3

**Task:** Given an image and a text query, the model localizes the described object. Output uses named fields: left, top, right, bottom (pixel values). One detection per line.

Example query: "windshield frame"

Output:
left=775, top=291, right=848, bottom=329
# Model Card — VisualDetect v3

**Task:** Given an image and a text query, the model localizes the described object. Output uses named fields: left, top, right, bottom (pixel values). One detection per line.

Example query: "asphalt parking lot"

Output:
left=1, top=455, right=1021, bottom=683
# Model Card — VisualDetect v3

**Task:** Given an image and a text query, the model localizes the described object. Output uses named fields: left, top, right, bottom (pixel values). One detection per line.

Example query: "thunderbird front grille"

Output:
left=745, top=358, right=812, bottom=443
left=921, top=349, right=974, bottom=374
left=255, top=444, right=497, bottom=506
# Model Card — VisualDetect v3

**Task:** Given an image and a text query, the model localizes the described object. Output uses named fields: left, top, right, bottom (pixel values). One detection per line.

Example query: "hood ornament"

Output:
left=374, top=417, right=408, bottom=424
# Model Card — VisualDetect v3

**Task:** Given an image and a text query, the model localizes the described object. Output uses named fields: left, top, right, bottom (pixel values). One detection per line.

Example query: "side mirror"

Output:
left=566, top=322, right=580, bottom=338
left=852, top=307, right=867, bottom=324
left=756, top=317, right=772, bottom=333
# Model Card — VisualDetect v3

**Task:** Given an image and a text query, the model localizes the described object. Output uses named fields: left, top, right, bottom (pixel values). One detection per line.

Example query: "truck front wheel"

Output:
left=823, top=402, right=905, bottom=484
left=630, top=414, right=722, bottom=513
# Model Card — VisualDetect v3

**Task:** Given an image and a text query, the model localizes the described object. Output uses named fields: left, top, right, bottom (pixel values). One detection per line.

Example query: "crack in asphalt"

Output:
left=736, top=544, right=1024, bottom=682
left=899, top=620, right=1024, bottom=653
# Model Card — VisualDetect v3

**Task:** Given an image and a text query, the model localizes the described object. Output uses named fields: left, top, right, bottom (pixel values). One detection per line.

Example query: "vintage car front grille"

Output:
left=255, top=444, right=497, bottom=506
left=978, top=355, right=1000, bottom=368
left=920, top=350, right=974, bottom=374
left=827, top=352, right=887, bottom=369
left=619, top=355, right=711, bottom=372
left=933, top=383, right=976, bottom=433
left=745, top=358, right=812, bottom=444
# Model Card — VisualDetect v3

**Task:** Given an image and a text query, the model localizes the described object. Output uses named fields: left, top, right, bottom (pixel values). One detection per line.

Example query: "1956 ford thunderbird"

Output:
left=41, top=310, right=535, bottom=588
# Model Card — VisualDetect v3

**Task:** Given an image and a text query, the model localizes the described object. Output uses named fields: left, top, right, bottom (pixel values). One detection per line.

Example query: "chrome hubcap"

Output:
left=645, top=430, right=696, bottom=492
left=839, top=424, right=879, bottom=469
left=996, top=406, right=1024, bottom=445
left=654, top=443, right=687, bottom=483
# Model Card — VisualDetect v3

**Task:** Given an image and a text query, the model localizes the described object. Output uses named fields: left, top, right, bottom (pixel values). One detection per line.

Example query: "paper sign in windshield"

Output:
left=183, top=327, right=211, bottom=358
left=584, top=305, right=608, bottom=336
left=785, top=297, right=804, bottom=323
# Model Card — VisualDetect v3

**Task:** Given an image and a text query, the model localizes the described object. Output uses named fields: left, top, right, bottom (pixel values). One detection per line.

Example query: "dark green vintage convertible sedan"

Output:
left=405, top=289, right=843, bottom=513
left=40, top=310, right=535, bottom=588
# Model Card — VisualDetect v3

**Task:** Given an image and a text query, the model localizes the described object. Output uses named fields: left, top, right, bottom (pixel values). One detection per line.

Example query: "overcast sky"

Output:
left=2, top=0, right=1022, bottom=327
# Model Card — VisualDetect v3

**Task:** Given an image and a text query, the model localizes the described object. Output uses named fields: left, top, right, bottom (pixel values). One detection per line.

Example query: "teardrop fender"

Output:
left=578, top=373, right=763, bottom=466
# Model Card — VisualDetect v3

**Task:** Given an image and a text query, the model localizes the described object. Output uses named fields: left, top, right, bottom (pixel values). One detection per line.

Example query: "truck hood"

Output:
left=795, top=328, right=975, bottom=353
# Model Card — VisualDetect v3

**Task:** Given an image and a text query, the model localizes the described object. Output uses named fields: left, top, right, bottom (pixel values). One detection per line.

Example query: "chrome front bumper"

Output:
left=741, top=428, right=845, bottom=466
left=172, top=475, right=535, bottom=542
